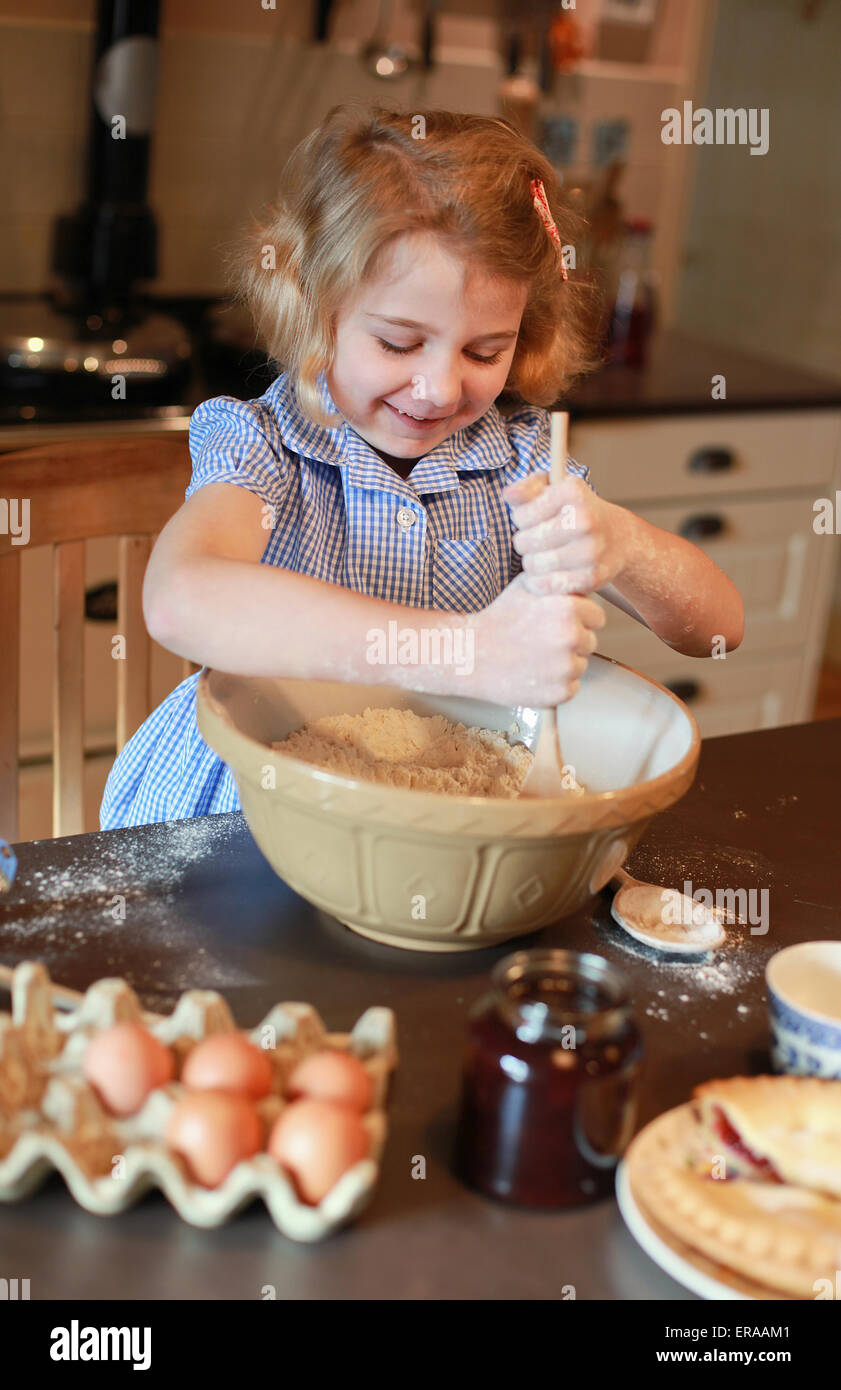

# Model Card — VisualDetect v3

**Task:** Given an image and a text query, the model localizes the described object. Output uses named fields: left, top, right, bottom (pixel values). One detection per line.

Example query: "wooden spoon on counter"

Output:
left=608, top=866, right=728, bottom=954
left=520, top=411, right=572, bottom=799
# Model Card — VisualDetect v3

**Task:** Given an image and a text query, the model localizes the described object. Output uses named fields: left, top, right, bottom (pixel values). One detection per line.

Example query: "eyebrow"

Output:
left=365, top=314, right=518, bottom=341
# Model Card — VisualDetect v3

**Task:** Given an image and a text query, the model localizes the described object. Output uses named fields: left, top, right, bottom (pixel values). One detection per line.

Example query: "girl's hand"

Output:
left=467, top=574, right=606, bottom=708
left=503, top=473, right=629, bottom=597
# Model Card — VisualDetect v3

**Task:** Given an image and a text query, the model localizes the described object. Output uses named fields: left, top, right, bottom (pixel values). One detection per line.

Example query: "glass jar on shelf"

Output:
left=603, top=217, right=658, bottom=367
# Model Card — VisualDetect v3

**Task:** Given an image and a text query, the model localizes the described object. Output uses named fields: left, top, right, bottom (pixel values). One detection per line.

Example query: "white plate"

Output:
left=615, top=1160, right=753, bottom=1301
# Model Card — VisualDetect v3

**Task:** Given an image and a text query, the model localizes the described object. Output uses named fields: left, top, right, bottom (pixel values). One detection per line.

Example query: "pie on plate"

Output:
left=623, top=1076, right=841, bottom=1300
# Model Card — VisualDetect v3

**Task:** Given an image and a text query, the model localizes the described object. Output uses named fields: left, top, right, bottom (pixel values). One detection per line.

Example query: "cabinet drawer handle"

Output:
left=665, top=679, right=701, bottom=703
left=688, top=447, right=734, bottom=473
left=85, top=581, right=118, bottom=622
left=679, top=514, right=726, bottom=541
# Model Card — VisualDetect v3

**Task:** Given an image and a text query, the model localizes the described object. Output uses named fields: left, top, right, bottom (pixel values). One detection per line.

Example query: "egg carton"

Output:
left=0, top=961, right=397, bottom=1241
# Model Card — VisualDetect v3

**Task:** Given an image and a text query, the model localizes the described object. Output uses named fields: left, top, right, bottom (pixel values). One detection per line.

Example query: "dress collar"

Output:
left=267, top=369, right=513, bottom=497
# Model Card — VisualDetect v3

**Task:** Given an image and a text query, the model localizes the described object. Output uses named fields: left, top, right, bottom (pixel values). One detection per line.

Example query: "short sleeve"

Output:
left=501, top=403, right=597, bottom=495
left=185, top=394, right=290, bottom=513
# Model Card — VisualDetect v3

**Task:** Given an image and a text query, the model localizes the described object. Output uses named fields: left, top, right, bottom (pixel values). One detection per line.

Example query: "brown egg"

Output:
left=267, top=1099, right=370, bottom=1205
left=83, top=1022, right=175, bottom=1117
left=165, top=1092, right=263, bottom=1188
left=286, top=1049, right=373, bottom=1113
left=181, top=1032, right=274, bottom=1100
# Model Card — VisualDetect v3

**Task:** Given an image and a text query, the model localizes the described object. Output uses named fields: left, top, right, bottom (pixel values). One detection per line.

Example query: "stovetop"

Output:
left=0, top=292, right=273, bottom=428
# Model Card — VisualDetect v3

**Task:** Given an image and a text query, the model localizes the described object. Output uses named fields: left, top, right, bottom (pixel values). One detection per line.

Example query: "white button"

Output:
left=396, top=507, right=416, bottom=531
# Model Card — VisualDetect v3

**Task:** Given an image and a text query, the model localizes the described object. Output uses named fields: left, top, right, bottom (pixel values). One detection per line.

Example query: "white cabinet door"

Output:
left=596, top=491, right=834, bottom=657
left=570, top=410, right=841, bottom=503
left=596, top=649, right=803, bottom=738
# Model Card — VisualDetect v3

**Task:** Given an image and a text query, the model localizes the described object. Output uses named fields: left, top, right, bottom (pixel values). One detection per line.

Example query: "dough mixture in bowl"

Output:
left=273, top=707, right=534, bottom=798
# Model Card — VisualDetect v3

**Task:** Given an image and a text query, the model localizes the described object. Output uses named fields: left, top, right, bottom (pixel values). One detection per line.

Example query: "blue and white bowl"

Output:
left=766, top=941, right=841, bottom=1078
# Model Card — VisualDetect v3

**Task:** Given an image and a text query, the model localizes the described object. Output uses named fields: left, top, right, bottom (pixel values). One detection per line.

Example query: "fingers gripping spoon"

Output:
left=520, top=412, right=573, bottom=799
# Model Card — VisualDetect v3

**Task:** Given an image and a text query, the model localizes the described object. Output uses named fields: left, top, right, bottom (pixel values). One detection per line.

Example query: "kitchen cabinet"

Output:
left=571, top=407, right=841, bottom=736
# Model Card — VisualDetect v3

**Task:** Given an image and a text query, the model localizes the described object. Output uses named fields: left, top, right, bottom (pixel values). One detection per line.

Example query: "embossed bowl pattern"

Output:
left=196, top=654, right=701, bottom=951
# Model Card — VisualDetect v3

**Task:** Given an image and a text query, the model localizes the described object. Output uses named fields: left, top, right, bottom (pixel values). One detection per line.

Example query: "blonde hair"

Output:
left=229, top=104, right=601, bottom=427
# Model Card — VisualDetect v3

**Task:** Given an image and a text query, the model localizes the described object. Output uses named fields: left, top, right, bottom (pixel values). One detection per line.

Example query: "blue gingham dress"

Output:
left=100, top=372, right=594, bottom=829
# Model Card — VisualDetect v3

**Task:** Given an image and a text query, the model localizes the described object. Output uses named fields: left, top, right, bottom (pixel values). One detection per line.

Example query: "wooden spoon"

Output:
left=520, top=411, right=571, bottom=799
left=608, top=866, right=728, bottom=954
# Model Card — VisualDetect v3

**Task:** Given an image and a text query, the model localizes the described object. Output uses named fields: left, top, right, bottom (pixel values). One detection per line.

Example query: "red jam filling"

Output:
left=712, top=1107, right=779, bottom=1179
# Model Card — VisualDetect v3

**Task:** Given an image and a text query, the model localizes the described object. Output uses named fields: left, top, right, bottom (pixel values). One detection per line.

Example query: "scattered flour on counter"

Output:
left=609, top=915, right=760, bottom=1016
left=644, top=953, right=755, bottom=1023
left=11, top=814, right=241, bottom=919
left=0, top=815, right=257, bottom=996
left=273, top=707, right=535, bottom=798
left=647, top=1004, right=671, bottom=1022
left=659, top=951, right=754, bottom=1000
left=615, top=839, right=776, bottom=1028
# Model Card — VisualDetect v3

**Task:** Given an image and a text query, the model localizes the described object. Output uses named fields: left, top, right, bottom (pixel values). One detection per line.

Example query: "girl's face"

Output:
left=326, top=233, right=527, bottom=472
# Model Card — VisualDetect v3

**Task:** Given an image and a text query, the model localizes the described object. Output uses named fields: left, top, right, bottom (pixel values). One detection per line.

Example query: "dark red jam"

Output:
left=712, top=1107, right=778, bottom=1179
left=454, top=950, right=644, bottom=1208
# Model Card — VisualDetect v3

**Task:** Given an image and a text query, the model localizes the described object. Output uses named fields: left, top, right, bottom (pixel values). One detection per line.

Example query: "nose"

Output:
left=414, top=355, right=462, bottom=413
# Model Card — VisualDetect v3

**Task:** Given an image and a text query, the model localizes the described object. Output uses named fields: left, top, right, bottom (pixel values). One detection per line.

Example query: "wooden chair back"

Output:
left=0, top=436, right=195, bottom=843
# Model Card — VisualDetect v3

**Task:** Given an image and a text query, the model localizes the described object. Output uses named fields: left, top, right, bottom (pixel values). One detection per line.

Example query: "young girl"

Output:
left=100, top=105, right=743, bottom=830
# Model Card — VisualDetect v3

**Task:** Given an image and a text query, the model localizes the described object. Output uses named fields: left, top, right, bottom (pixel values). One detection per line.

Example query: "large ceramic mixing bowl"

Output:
left=196, top=656, right=700, bottom=952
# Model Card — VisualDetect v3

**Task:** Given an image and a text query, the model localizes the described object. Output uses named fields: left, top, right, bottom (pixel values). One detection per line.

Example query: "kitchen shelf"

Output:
left=560, top=60, right=686, bottom=85
left=326, top=35, right=685, bottom=84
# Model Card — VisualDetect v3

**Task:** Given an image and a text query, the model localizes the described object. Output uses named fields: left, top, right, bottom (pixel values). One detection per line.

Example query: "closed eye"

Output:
left=376, top=338, right=505, bottom=366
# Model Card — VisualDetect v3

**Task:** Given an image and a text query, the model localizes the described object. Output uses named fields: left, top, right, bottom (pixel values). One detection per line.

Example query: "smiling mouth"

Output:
left=385, top=402, right=452, bottom=423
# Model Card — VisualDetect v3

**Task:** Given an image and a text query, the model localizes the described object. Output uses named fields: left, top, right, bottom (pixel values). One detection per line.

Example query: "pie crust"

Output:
left=626, top=1094, right=841, bottom=1299
left=694, top=1075, right=841, bottom=1196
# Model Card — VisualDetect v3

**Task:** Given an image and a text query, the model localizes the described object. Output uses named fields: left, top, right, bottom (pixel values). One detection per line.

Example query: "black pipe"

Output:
left=313, top=0, right=334, bottom=42
left=52, top=0, right=160, bottom=312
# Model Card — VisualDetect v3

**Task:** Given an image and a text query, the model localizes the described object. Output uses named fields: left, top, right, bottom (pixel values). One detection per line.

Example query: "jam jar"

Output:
left=454, top=949, right=644, bottom=1207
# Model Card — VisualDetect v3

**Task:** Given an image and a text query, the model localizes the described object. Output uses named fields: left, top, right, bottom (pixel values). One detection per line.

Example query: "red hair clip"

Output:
left=530, top=177, right=568, bottom=281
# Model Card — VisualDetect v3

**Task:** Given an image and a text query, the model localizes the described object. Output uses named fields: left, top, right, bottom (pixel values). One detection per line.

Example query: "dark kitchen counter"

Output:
left=1, top=716, right=840, bottom=1301
left=565, top=328, right=841, bottom=420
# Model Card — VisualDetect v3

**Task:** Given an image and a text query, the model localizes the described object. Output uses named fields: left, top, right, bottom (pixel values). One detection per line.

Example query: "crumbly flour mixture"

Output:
left=273, top=707, right=534, bottom=797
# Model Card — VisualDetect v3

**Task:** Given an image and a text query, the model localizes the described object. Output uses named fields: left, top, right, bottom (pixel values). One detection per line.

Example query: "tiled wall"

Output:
left=674, top=0, right=841, bottom=643
left=1, top=0, right=691, bottom=299
left=0, top=2, right=497, bottom=297
left=3, top=0, right=836, bottom=376
left=675, top=0, right=841, bottom=382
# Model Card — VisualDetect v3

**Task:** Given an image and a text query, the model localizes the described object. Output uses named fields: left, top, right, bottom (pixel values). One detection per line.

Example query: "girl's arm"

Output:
left=144, top=481, right=444, bottom=684
left=143, top=481, right=605, bottom=706
left=597, top=504, right=744, bottom=657
left=505, top=476, right=745, bottom=660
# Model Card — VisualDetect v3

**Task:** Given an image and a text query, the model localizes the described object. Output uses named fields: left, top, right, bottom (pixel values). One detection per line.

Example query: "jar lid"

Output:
left=623, top=216, right=653, bottom=235
left=491, top=948, right=632, bottom=1042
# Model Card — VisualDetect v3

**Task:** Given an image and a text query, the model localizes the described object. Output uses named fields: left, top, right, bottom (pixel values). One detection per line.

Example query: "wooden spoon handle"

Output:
left=521, top=411, right=571, bottom=797
left=549, top=411, right=568, bottom=485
